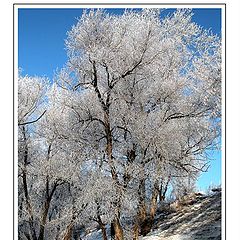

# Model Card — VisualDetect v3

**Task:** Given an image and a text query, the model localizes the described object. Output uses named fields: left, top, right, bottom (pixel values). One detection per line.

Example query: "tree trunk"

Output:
left=38, top=143, right=56, bottom=240
left=62, top=222, right=74, bottom=240
left=137, top=172, right=147, bottom=236
left=99, top=222, right=108, bottom=240
left=113, top=217, right=123, bottom=240
left=96, top=214, right=108, bottom=240
left=104, top=112, right=118, bottom=183
left=134, top=178, right=147, bottom=238
left=104, top=113, right=124, bottom=240
left=159, top=176, right=171, bottom=202
left=62, top=199, right=78, bottom=240
left=38, top=200, right=50, bottom=240
left=111, top=222, right=115, bottom=240
left=140, top=180, right=160, bottom=236
left=91, top=62, right=123, bottom=240
left=38, top=180, right=58, bottom=240
left=110, top=208, right=124, bottom=240
left=150, top=180, right=159, bottom=222
left=22, top=170, right=37, bottom=240
left=21, top=126, right=38, bottom=240
left=133, top=224, right=139, bottom=240
left=159, top=182, right=164, bottom=201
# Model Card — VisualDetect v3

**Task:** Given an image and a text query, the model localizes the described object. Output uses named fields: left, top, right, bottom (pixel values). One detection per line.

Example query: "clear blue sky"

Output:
left=18, top=8, right=222, bottom=191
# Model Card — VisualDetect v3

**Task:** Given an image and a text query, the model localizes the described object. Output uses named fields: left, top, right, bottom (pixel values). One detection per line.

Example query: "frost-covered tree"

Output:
left=18, top=8, right=221, bottom=240
left=18, top=77, right=88, bottom=240
left=18, top=75, right=49, bottom=240
left=58, top=8, right=221, bottom=239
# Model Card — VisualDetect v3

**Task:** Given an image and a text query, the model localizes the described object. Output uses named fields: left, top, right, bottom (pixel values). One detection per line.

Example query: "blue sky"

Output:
left=18, top=8, right=222, bottom=191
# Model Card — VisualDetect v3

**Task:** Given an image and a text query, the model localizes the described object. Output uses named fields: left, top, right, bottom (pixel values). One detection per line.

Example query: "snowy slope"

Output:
left=142, top=191, right=221, bottom=240
left=83, top=190, right=221, bottom=240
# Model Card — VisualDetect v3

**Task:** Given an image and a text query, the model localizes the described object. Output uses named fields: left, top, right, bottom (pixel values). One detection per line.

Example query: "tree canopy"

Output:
left=18, top=8, right=221, bottom=240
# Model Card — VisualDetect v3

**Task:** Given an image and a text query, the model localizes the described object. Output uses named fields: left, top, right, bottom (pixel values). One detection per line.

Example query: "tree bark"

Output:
left=150, top=180, right=159, bottom=222
left=62, top=196, right=78, bottom=240
left=138, top=173, right=147, bottom=236
left=104, top=111, right=124, bottom=240
left=38, top=144, right=58, bottom=240
left=133, top=177, right=147, bottom=238
left=111, top=222, right=115, bottom=240
left=159, top=176, right=171, bottom=202
left=22, top=171, right=37, bottom=240
left=95, top=202, right=108, bottom=240
left=113, top=217, right=124, bottom=240
left=38, top=200, right=50, bottom=240
left=21, top=126, right=38, bottom=240
left=91, top=60, right=124, bottom=239
left=38, top=183, right=58, bottom=240
left=99, top=220, right=108, bottom=240
left=133, top=224, right=139, bottom=240
left=62, top=222, right=74, bottom=240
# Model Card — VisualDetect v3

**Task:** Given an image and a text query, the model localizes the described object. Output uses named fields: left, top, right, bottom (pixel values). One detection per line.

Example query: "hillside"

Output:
left=82, top=190, right=221, bottom=240
left=142, top=190, right=221, bottom=240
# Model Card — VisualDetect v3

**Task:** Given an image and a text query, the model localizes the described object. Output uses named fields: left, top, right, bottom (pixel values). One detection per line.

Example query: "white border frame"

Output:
left=13, top=3, right=225, bottom=240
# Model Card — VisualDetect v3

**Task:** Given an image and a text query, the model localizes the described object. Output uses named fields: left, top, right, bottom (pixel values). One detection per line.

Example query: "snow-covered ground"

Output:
left=142, top=191, right=221, bottom=240
left=83, top=190, right=221, bottom=240
left=83, top=229, right=103, bottom=240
